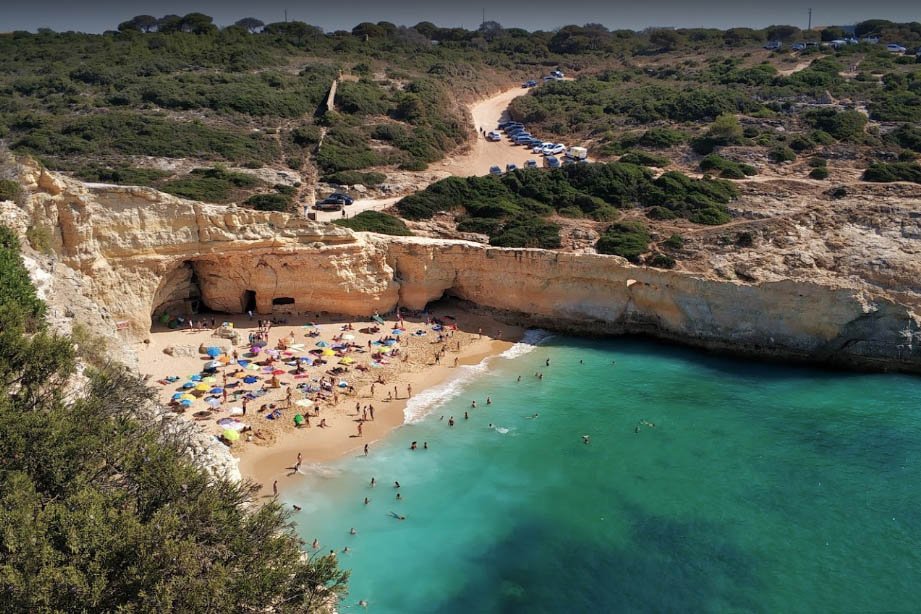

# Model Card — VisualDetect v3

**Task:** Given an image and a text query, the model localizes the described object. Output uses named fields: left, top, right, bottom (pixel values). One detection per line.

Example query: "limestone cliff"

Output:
left=6, top=162, right=921, bottom=373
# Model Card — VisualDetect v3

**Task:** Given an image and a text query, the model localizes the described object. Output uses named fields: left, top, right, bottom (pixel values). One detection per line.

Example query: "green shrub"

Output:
left=808, top=156, right=828, bottom=168
left=456, top=217, right=502, bottom=235
left=769, top=145, right=796, bottom=163
left=71, top=165, right=171, bottom=186
left=803, top=109, right=867, bottom=142
left=159, top=167, right=260, bottom=203
left=619, top=150, right=669, bottom=167
left=335, top=211, right=413, bottom=236
left=489, top=216, right=561, bottom=249
left=862, top=162, right=921, bottom=183
left=25, top=226, right=53, bottom=254
left=647, top=252, right=676, bottom=269
left=736, top=231, right=755, bottom=247
left=244, top=193, right=290, bottom=211
left=324, top=171, right=387, bottom=186
left=699, top=154, right=757, bottom=179
left=809, top=166, right=829, bottom=180
left=641, top=171, right=735, bottom=225
left=596, top=221, right=651, bottom=262
left=663, top=234, right=685, bottom=249
left=637, top=127, right=688, bottom=148
left=647, top=206, right=678, bottom=220
left=0, top=225, right=46, bottom=325
left=0, top=179, right=22, bottom=203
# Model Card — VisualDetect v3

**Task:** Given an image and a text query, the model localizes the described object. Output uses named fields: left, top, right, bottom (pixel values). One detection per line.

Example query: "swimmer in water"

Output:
left=489, top=423, right=493, bottom=428
left=364, top=497, right=370, bottom=505
left=350, top=527, right=358, bottom=535
left=311, top=538, right=319, bottom=549
left=358, top=600, right=368, bottom=608
left=582, top=435, right=591, bottom=445
left=517, top=375, right=521, bottom=382
left=423, top=441, right=428, bottom=449
left=389, top=511, right=406, bottom=520
left=394, top=481, right=401, bottom=488
left=579, top=359, right=583, bottom=365
left=546, top=358, right=550, bottom=367
left=343, top=546, right=351, bottom=554
left=396, top=492, right=402, bottom=500
left=471, top=400, right=477, bottom=408
left=370, top=477, right=376, bottom=487
left=525, top=413, right=539, bottom=419
left=464, top=411, right=469, bottom=420
left=486, top=396, right=492, bottom=405
left=292, top=504, right=302, bottom=511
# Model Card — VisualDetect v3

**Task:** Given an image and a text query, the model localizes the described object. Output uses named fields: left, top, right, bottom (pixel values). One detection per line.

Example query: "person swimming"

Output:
left=525, top=413, right=539, bottom=419
left=471, top=400, right=477, bottom=408
left=486, top=396, right=492, bottom=405
left=364, top=497, right=370, bottom=505
left=389, top=511, right=406, bottom=520
left=370, top=477, right=376, bottom=487
left=582, top=435, right=591, bottom=445
left=292, top=504, right=302, bottom=511
left=396, top=492, right=402, bottom=500
left=350, top=527, right=358, bottom=535
left=394, top=481, right=401, bottom=488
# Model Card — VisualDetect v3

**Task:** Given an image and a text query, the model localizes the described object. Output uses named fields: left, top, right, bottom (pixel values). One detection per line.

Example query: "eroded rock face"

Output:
left=12, top=164, right=921, bottom=373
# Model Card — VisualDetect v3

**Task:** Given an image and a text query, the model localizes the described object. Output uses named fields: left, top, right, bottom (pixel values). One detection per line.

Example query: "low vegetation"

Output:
left=334, top=211, right=413, bottom=235
left=158, top=167, right=260, bottom=203
left=699, top=154, right=757, bottom=179
left=595, top=221, right=651, bottom=262
left=862, top=162, right=921, bottom=183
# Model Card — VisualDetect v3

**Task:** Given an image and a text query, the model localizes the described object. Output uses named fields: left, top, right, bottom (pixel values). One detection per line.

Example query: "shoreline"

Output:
left=135, top=301, right=522, bottom=498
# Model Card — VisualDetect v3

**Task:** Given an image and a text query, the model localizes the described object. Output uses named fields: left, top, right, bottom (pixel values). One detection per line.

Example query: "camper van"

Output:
left=566, top=146, right=588, bottom=161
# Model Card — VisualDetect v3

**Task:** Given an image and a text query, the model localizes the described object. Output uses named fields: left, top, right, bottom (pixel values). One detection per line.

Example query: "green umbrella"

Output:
left=222, top=429, right=240, bottom=442
left=294, top=413, right=305, bottom=426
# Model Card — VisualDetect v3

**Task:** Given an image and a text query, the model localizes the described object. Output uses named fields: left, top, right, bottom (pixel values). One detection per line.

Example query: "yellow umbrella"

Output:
left=202, top=376, right=217, bottom=384
left=195, top=383, right=209, bottom=392
left=222, top=429, right=240, bottom=442
left=339, top=357, right=355, bottom=365
left=322, top=349, right=335, bottom=356
left=246, top=363, right=260, bottom=371
left=180, top=393, right=196, bottom=401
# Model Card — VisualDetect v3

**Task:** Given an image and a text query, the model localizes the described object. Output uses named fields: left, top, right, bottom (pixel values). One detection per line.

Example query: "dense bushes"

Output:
left=159, top=167, right=260, bottom=202
left=0, top=179, right=22, bottom=202
left=699, top=154, right=757, bottom=179
left=863, top=162, right=921, bottom=183
left=642, top=171, right=736, bottom=224
left=619, top=151, right=669, bottom=167
left=70, top=165, right=171, bottom=186
left=803, top=109, right=867, bottom=142
left=335, top=211, right=413, bottom=235
left=323, top=170, right=387, bottom=186
left=595, top=221, right=651, bottom=261
left=244, top=193, right=290, bottom=211
left=0, top=226, right=348, bottom=611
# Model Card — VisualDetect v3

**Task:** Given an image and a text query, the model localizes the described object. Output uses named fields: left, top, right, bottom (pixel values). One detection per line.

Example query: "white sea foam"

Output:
left=499, top=328, right=553, bottom=360
left=402, top=328, right=552, bottom=424
left=494, top=426, right=510, bottom=434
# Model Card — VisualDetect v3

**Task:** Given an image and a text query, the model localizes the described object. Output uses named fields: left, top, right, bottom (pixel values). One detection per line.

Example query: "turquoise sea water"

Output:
left=288, top=334, right=921, bottom=612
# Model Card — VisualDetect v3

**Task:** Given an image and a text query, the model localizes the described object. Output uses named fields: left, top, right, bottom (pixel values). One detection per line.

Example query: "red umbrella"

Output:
left=272, top=369, right=285, bottom=375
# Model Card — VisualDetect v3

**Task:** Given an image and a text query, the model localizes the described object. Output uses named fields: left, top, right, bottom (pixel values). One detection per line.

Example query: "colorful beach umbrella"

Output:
left=322, top=349, right=335, bottom=356
left=189, top=374, right=202, bottom=382
left=210, top=387, right=223, bottom=394
left=272, top=369, right=285, bottom=375
left=204, top=360, right=221, bottom=370
left=295, top=399, right=312, bottom=407
left=391, top=329, right=403, bottom=335
left=294, top=414, right=305, bottom=426
left=246, top=363, right=260, bottom=371
left=180, top=393, right=196, bottom=401
left=206, top=397, right=221, bottom=408
left=205, top=347, right=222, bottom=358
left=180, top=399, right=193, bottom=408
left=221, top=429, right=240, bottom=442
left=316, top=341, right=330, bottom=347
left=195, top=383, right=210, bottom=392
left=339, top=357, right=355, bottom=365
left=243, top=376, right=259, bottom=384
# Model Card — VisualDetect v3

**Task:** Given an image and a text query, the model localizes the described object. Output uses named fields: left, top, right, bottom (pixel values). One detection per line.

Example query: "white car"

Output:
left=543, top=144, right=566, bottom=156
left=532, top=143, right=547, bottom=154
left=886, top=43, right=907, bottom=53
left=486, top=131, right=502, bottom=142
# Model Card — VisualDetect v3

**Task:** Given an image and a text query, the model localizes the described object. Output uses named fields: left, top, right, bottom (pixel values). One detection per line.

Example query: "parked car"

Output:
left=506, top=163, right=518, bottom=173
left=514, top=134, right=534, bottom=145
left=544, top=156, right=560, bottom=169
left=544, top=143, right=566, bottom=156
left=886, top=43, right=907, bottom=53
left=532, top=143, right=548, bottom=154
left=764, top=40, right=782, bottom=51
left=489, top=165, right=502, bottom=176
left=861, top=36, right=880, bottom=44
left=314, top=200, right=343, bottom=212
left=791, top=42, right=807, bottom=51
left=566, top=146, right=588, bottom=161
left=507, top=128, right=527, bottom=138
left=324, top=192, right=354, bottom=205
left=524, top=137, right=543, bottom=147
left=487, top=131, right=502, bottom=141
left=525, top=159, right=538, bottom=169
left=499, top=121, right=523, bottom=130
left=521, top=80, right=538, bottom=88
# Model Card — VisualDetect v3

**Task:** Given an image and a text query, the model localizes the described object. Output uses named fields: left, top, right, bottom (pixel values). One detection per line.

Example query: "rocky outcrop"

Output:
left=9, top=162, right=921, bottom=373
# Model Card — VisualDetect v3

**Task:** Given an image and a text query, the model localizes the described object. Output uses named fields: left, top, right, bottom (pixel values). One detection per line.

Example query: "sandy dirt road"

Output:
left=312, top=85, right=544, bottom=220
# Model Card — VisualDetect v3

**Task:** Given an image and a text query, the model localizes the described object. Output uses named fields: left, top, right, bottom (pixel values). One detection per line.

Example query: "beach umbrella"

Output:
left=391, top=329, right=403, bottom=335
left=246, top=363, right=260, bottom=371
left=210, top=387, right=223, bottom=394
left=383, top=339, right=397, bottom=346
left=189, top=374, right=202, bottom=382
left=316, top=341, right=329, bottom=347
left=195, top=383, right=210, bottom=392
left=322, top=349, right=335, bottom=356
left=295, top=399, right=312, bottom=408
left=206, top=397, right=221, bottom=408
left=180, top=393, right=196, bottom=401
left=343, top=334, right=355, bottom=340
left=171, top=392, right=184, bottom=400
left=243, top=375, right=259, bottom=384
left=180, top=399, right=193, bottom=408
left=217, top=417, right=235, bottom=427
left=218, top=354, right=231, bottom=364
left=205, top=347, right=222, bottom=358
left=250, top=346, right=261, bottom=355
left=221, top=429, right=240, bottom=442
left=272, top=369, right=285, bottom=375
left=294, top=414, right=305, bottom=426
left=339, top=357, right=355, bottom=365
left=203, top=376, right=217, bottom=384
left=237, top=359, right=250, bottom=367
left=203, top=360, right=220, bottom=371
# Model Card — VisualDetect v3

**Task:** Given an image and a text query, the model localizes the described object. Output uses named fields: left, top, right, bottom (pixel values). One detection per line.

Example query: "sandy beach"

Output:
left=136, top=301, right=521, bottom=496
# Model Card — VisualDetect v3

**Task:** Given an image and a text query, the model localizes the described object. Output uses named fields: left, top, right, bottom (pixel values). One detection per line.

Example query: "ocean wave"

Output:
left=403, top=360, right=490, bottom=424
left=304, top=463, right=345, bottom=479
left=499, top=328, right=553, bottom=360
left=402, top=329, right=552, bottom=424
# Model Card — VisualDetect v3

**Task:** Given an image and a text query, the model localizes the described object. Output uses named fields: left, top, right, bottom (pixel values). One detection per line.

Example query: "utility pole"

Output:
left=481, top=8, right=486, bottom=29
left=808, top=8, right=812, bottom=32
left=284, top=9, right=288, bottom=23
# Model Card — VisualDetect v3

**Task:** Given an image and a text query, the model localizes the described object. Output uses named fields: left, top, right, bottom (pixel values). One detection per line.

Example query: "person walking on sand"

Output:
left=393, top=385, right=399, bottom=399
left=273, top=480, right=278, bottom=496
left=357, top=422, right=363, bottom=437
left=364, top=444, right=369, bottom=456
left=407, top=384, right=412, bottom=397
left=369, top=405, right=375, bottom=421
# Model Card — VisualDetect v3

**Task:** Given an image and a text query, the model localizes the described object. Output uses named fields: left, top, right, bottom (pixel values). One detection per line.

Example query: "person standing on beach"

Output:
left=358, top=422, right=363, bottom=437
left=273, top=480, right=278, bottom=496
left=407, top=384, right=412, bottom=397
left=393, top=386, right=399, bottom=399
left=369, top=406, right=375, bottom=421
left=364, top=444, right=369, bottom=456
left=370, top=383, right=375, bottom=397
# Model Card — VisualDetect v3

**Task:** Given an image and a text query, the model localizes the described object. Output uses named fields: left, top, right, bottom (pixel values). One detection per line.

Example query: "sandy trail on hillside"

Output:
left=313, top=86, right=536, bottom=221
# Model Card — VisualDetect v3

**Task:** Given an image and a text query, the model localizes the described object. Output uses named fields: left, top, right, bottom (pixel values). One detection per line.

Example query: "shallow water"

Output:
left=288, top=335, right=921, bottom=612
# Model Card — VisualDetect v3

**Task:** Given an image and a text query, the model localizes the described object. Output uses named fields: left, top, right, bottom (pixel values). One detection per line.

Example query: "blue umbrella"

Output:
left=180, top=399, right=193, bottom=407
left=190, top=374, right=202, bottom=381
left=182, top=382, right=195, bottom=389
left=206, top=397, right=221, bottom=408
left=391, top=329, right=403, bottom=335
left=210, top=387, right=223, bottom=394
left=171, top=392, right=184, bottom=400
left=243, top=376, right=258, bottom=384
left=383, top=339, right=397, bottom=346
left=237, top=360, right=250, bottom=367
left=316, top=341, right=329, bottom=347
left=206, top=346, right=222, bottom=358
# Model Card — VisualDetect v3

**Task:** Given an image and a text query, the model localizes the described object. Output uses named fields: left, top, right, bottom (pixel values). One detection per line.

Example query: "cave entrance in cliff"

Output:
left=242, top=290, right=257, bottom=313
left=150, top=260, right=205, bottom=329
